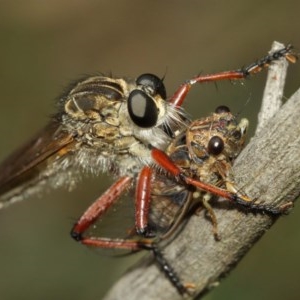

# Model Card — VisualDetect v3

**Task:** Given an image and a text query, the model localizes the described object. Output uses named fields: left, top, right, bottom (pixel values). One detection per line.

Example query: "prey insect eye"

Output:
left=207, top=136, right=224, bottom=155
left=215, top=105, right=230, bottom=114
left=136, top=73, right=167, bottom=99
left=128, top=90, right=158, bottom=128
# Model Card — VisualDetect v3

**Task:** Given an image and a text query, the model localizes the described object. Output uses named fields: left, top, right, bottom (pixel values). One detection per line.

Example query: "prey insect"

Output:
left=0, top=45, right=297, bottom=295
left=77, top=106, right=293, bottom=295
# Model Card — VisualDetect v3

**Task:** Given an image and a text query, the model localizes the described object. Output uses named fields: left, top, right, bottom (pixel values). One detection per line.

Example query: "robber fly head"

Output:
left=62, top=73, right=185, bottom=153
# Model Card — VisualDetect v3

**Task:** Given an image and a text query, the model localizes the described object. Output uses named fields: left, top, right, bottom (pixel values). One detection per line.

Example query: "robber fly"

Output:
left=0, top=45, right=297, bottom=295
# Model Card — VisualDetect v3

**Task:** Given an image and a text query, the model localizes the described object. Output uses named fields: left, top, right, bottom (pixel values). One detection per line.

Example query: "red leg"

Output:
left=71, top=176, right=150, bottom=251
left=169, top=45, right=296, bottom=107
left=135, top=166, right=153, bottom=236
left=71, top=174, right=189, bottom=294
left=79, top=237, right=149, bottom=250
left=151, top=147, right=243, bottom=200
left=151, top=147, right=291, bottom=213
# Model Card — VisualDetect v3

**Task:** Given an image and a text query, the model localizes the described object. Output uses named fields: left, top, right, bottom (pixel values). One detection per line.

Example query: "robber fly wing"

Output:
left=0, top=120, right=74, bottom=200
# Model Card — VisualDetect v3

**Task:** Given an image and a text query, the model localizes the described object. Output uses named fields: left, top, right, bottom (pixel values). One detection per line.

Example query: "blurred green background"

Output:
left=0, top=1, right=299, bottom=300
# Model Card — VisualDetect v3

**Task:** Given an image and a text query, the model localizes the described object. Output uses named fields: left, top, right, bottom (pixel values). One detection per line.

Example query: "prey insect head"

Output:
left=187, top=107, right=249, bottom=166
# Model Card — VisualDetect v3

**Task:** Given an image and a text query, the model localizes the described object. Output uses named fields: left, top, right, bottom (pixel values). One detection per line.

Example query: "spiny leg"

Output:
left=151, top=147, right=292, bottom=213
left=142, top=243, right=193, bottom=296
left=69, top=175, right=190, bottom=294
left=169, top=44, right=297, bottom=107
left=70, top=176, right=145, bottom=250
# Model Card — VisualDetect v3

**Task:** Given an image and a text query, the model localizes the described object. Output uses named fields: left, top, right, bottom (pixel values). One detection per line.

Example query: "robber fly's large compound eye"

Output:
left=136, top=73, right=167, bottom=99
left=215, top=105, right=230, bottom=114
left=207, top=136, right=224, bottom=155
left=128, top=90, right=158, bottom=128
